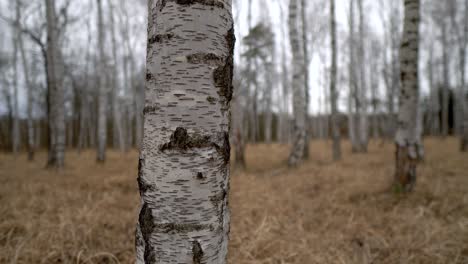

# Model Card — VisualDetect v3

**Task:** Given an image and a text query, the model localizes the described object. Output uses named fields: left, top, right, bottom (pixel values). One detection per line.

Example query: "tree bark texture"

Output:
left=288, top=0, right=306, bottom=167
left=136, top=0, right=235, bottom=263
left=395, top=0, right=421, bottom=192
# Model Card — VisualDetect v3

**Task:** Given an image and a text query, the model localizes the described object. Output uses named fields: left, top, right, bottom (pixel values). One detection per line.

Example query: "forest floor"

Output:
left=0, top=138, right=468, bottom=264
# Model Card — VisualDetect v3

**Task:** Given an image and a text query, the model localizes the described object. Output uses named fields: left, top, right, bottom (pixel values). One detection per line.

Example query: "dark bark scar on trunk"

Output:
left=192, top=240, right=204, bottom=264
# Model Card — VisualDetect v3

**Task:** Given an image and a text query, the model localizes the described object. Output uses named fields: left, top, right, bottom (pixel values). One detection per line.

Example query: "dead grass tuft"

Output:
left=0, top=138, right=467, bottom=263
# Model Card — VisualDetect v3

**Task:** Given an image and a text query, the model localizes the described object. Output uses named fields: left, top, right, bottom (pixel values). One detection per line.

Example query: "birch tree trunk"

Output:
left=96, top=0, right=107, bottom=162
left=301, top=0, right=310, bottom=158
left=288, top=0, right=306, bottom=167
left=46, top=0, right=65, bottom=168
left=19, top=24, right=35, bottom=160
left=348, top=0, right=358, bottom=152
left=330, top=0, right=341, bottom=161
left=108, top=0, right=126, bottom=152
left=459, top=0, right=468, bottom=151
left=394, top=0, right=421, bottom=192
left=12, top=0, right=20, bottom=155
left=278, top=2, right=290, bottom=143
left=136, top=1, right=234, bottom=262
left=441, top=18, right=450, bottom=137
left=357, top=0, right=368, bottom=152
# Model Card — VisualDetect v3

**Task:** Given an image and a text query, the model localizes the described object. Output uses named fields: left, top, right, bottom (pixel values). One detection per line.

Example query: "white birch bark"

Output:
left=395, top=0, right=421, bottom=192
left=46, top=0, right=65, bottom=168
left=108, top=0, right=126, bottom=152
left=462, top=0, right=468, bottom=151
left=136, top=0, right=234, bottom=262
left=18, top=23, right=35, bottom=160
left=12, top=0, right=20, bottom=155
left=357, top=0, right=368, bottom=152
left=288, top=0, right=306, bottom=166
left=301, top=0, right=310, bottom=157
left=330, top=0, right=341, bottom=161
left=96, top=0, right=107, bottom=162
left=441, top=17, right=450, bottom=137
left=348, top=0, right=358, bottom=151
left=278, top=1, right=290, bottom=144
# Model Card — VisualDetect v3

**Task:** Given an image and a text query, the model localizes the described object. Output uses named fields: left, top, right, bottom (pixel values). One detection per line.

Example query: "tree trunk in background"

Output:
left=395, top=0, right=421, bottom=192
left=136, top=1, right=234, bottom=262
left=441, top=19, right=450, bottom=137
left=96, top=0, right=107, bottom=162
left=12, top=0, right=20, bottom=155
left=278, top=2, right=290, bottom=143
left=301, top=0, right=310, bottom=158
left=369, top=40, right=380, bottom=140
left=330, top=0, right=341, bottom=161
left=109, top=0, right=126, bottom=152
left=459, top=0, right=468, bottom=151
left=427, top=41, right=440, bottom=136
left=288, top=0, right=306, bottom=167
left=348, top=0, right=358, bottom=152
left=357, top=0, right=368, bottom=152
left=46, top=0, right=65, bottom=168
left=233, top=84, right=246, bottom=169
left=19, top=25, right=35, bottom=160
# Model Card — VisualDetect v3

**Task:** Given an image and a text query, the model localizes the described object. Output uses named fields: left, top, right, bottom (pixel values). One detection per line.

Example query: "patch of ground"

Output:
left=0, top=138, right=467, bottom=263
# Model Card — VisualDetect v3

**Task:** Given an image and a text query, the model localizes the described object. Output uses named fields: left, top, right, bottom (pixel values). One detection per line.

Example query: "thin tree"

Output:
left=462, top=0, right=468, bottom=151
left=301, top=0, right=310, bottom=157
left=329, top=0, right=341, bottom=161
left=96, top=0, right=107, bottom=162
left=394, top=0, right=421, bottom=192
left=45, top=0, right=65, bottom=168
left=288, top=0, right=306, bottom=166
left=12, top=0, right=20, bottom=155
left=136, top=0, right=235, bottom=262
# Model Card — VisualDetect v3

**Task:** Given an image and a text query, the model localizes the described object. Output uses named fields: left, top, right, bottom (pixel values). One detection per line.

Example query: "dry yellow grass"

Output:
left=1, top=138, right=468, bottom=263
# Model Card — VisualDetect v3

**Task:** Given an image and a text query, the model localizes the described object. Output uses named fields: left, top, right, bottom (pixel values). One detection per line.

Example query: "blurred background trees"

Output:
left=0, top=0, right=466, bottom=167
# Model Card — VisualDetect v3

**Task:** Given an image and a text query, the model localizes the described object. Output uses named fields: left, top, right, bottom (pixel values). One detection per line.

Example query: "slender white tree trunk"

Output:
left=136, top=1, right=234, bottom=262
left=301, top=0, right=310, bottom=157
left=12, top=0, right=20, bottom=155
left=330, top=0, right=341, bottom=161
left=348, top=0, right=358, bottom=152
left=18, top=24, right=35, bottom=160
left=459, top=0, right=468, bottom=151
left=278, top=2, right=290, bottom=144
left=46, top=0, right=65, bottom=168
left=395, top=0, right=421, bottom=192
left=108, top=0, right=125, bottom=152
left=357, top=0, right=368, bottom=152
left=96, top=0, right=107, bottom=162
left=441, top=19, right=450, bottom=137
left=288, top=0, right=306, bottom=166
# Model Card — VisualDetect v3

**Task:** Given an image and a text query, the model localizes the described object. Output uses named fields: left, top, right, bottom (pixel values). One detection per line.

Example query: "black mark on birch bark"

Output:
left=159, top=127, right=211, bottom=151
left=157, top=0, right=167, bottom=11
left=192, top=241, right=204, bottom=264
left=196, top=172, right=204, bottom=180
left=153, top=222, right=211, bottom=233
left=149, top=33, right=174, bottom=44
left=214, top=26, right=235, bottom=103
left=206, top=96, right=217, bottom=103
left=160, top=128, right=230, bottom=164
left=137, top=158, right=155, bottom=195
left=139, top=203, right=157, bottom=263
left=176, top=0, right=224, bottom=8
left=187, top=53, right=223, bottom=65
left=143, top=105, right=160, bottom=115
